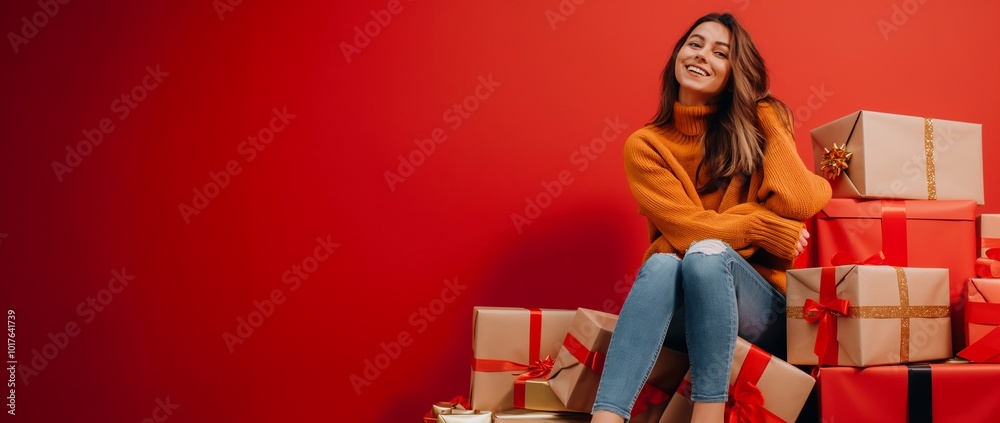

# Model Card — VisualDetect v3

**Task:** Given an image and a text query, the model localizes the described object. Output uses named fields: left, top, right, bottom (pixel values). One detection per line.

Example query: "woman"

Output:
left=591, top=13, right=831, bottom=423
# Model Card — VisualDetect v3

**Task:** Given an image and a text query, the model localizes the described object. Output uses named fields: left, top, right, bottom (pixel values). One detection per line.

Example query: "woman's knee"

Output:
left=681, top=240, right=732, bottom=289
left=642, top=253, right=681, bottom=274
left=633, top=253, right=681, bottom=290
left=687, top=239, right=730, bottom=256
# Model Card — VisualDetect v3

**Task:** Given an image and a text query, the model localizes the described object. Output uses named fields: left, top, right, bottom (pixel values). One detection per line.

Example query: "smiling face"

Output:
left=675, top=21, right=733, bottom=106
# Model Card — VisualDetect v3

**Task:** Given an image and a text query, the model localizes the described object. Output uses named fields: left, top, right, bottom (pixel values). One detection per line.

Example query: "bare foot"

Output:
left=591, top=410, right=625, bottom=423
left=691, top=402, right=725, bottom=423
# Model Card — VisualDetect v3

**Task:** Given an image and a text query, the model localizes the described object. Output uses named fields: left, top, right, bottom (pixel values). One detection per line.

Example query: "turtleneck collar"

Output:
left=672, top=102, right=715, bottom=137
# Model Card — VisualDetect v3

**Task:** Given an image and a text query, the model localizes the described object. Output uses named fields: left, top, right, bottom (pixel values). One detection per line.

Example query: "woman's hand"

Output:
left=795, top=228, right=809, bottom=257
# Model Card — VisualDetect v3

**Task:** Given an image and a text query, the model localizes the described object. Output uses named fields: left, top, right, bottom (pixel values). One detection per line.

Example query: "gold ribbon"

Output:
left=923, top=118, right=937, bottom=200
left=787, top=267, right=950, bottom=362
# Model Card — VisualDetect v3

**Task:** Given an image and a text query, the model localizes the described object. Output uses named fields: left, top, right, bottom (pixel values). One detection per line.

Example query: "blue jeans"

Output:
left=592, top=239, right=787, bottom=419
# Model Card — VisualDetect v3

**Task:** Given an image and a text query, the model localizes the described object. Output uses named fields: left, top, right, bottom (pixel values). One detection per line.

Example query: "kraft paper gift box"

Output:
left=493, top=409, right=592, bottom=422
left=979, top=214, right=1000, bottom=257
left=814, top=198, right=976, bottom=350
left=786, top=265, right=951, bottom=367
left=546, top=308, right=688, bottom=419
left=818, top=363, right=1000, bottom=423
left=470, top=307, right=576, bottom=412
left=810, top=110, right=983, bottom=204
left=660, top=337, right=815, bottom=423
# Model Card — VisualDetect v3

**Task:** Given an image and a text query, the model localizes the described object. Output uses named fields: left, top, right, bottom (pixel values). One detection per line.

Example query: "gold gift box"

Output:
left=786, top=265, right=952, bottom=366
left=493, top=409, right=591, bottom=422
left=811, top=110, right=983, bottom=204
left=519, top=379, right=570, bottom=412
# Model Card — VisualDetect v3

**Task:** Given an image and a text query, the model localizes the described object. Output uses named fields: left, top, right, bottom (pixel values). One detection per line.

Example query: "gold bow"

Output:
left=820, top=143, right=853, bottom=180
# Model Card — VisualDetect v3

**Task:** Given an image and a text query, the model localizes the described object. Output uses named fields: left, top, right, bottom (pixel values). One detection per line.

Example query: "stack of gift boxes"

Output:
left=795, top=110, right=1000, bottom=422
left=426, top=306, right=816, bottom=423
left=423, top=110, right=1000, bottom=423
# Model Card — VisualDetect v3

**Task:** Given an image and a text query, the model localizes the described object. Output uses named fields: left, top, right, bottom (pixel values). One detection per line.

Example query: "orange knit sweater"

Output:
left=624, top=101, right=832, bottom=293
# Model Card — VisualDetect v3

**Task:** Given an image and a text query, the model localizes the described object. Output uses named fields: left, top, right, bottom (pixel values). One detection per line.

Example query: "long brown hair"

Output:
left=650, top=13, right=792, bottom=194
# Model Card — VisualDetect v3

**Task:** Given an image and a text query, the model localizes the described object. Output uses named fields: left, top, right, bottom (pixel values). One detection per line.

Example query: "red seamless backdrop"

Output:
left=0, top=1, right=997, bottom=422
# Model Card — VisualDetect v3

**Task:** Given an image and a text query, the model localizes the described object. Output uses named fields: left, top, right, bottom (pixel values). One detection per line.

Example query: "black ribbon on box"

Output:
left=907, top=364, right=932, bottom=423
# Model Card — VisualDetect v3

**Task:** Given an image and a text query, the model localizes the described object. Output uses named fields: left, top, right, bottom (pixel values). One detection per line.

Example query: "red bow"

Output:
left=512, top=356, right=555, bottom=409
left=515, top=356, right=554, bottom=380
left=449, top=395, right=470, bottom=411
left=803, top=297, right=849, bottom=363
left=725, top=380, right=766, bottom=423
left=976, top=249, right=1000, bottom=278
left=803, top=298, right=850, bottom=322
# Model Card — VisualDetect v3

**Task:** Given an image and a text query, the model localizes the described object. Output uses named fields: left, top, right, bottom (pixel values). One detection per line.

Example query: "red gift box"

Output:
left=957, top=278, right=1000, bottom=362
left=815, top=198, right=977, bottom=351
left=818, top=363, right=1000, bottom=423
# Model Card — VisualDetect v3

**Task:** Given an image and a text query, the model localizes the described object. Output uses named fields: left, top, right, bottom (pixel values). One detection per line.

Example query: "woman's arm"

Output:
left=756, top=102, right=833, bottom=220
left=625, top=132, right=804, bottom=260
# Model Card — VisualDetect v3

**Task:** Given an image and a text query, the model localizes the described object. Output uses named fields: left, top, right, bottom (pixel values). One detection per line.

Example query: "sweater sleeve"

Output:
left=625, top=132, right=804, bottom=260
left=756, top=102, right=833, bottom=220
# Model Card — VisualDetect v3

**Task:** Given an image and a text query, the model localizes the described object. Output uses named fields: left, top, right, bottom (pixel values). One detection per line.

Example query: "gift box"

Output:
left=810, top=110, right=983, bottom=204
left=436, top=410, right=493, bottom=423
left=661, top=337, right=815, bottom=423
left=431, top=396, right=472, bottom=417
left=965, top=278, right=1000, bottom=347
left=978, top=214, right=1000, bottom=257
left=957, top=278, right=1000, bottom=363
left=518, top=379, right=569, bottom=412
left=493, top=409, right=591, bottom=422
left=426, top=397, right=477, bottom=423
left=818, top=363, right=1000, bottom=423
left=786, top=265, right=951, bottom=366
left=470, top=307, right=576, bottom=412
left=546, top=308, right=688, bottom=419
left=814, top=198, right=976, bottom=350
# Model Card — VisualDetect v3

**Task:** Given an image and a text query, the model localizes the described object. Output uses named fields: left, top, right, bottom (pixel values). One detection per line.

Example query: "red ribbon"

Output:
left=803, top=267, right=848, bottom=365
left=976, top=258, right=1000, bottom=278
left=880, top=200, right=909, bottom=266
left=561, top=332, right=668, bottom=417
left=632, top=383, right=672, bottom=417
left=470, top=308, right=544, bottom=408
left=976, top=249, right=1000, bottom=278
left=673, top=345, right=784, bottom=422
left=726, top=381, right=766, bottom=423
left=958, top=325, right=1000, bottom=363
left=562, top=332, right=606, bottom=374
left=966, top=302, right=1000, bottom=326
left=983, top=239, right=1000, bottom=250
left=830, top=251, right=886, bottom=266
left=449, top=395, right=470, bottom=410
left=725, top=344, right=783, bottom=423
left=512, top=356, right=555, bottom=408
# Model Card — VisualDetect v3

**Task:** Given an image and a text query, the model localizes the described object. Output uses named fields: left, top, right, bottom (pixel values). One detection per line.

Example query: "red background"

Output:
left=1, top=1, right=997, bottom=422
